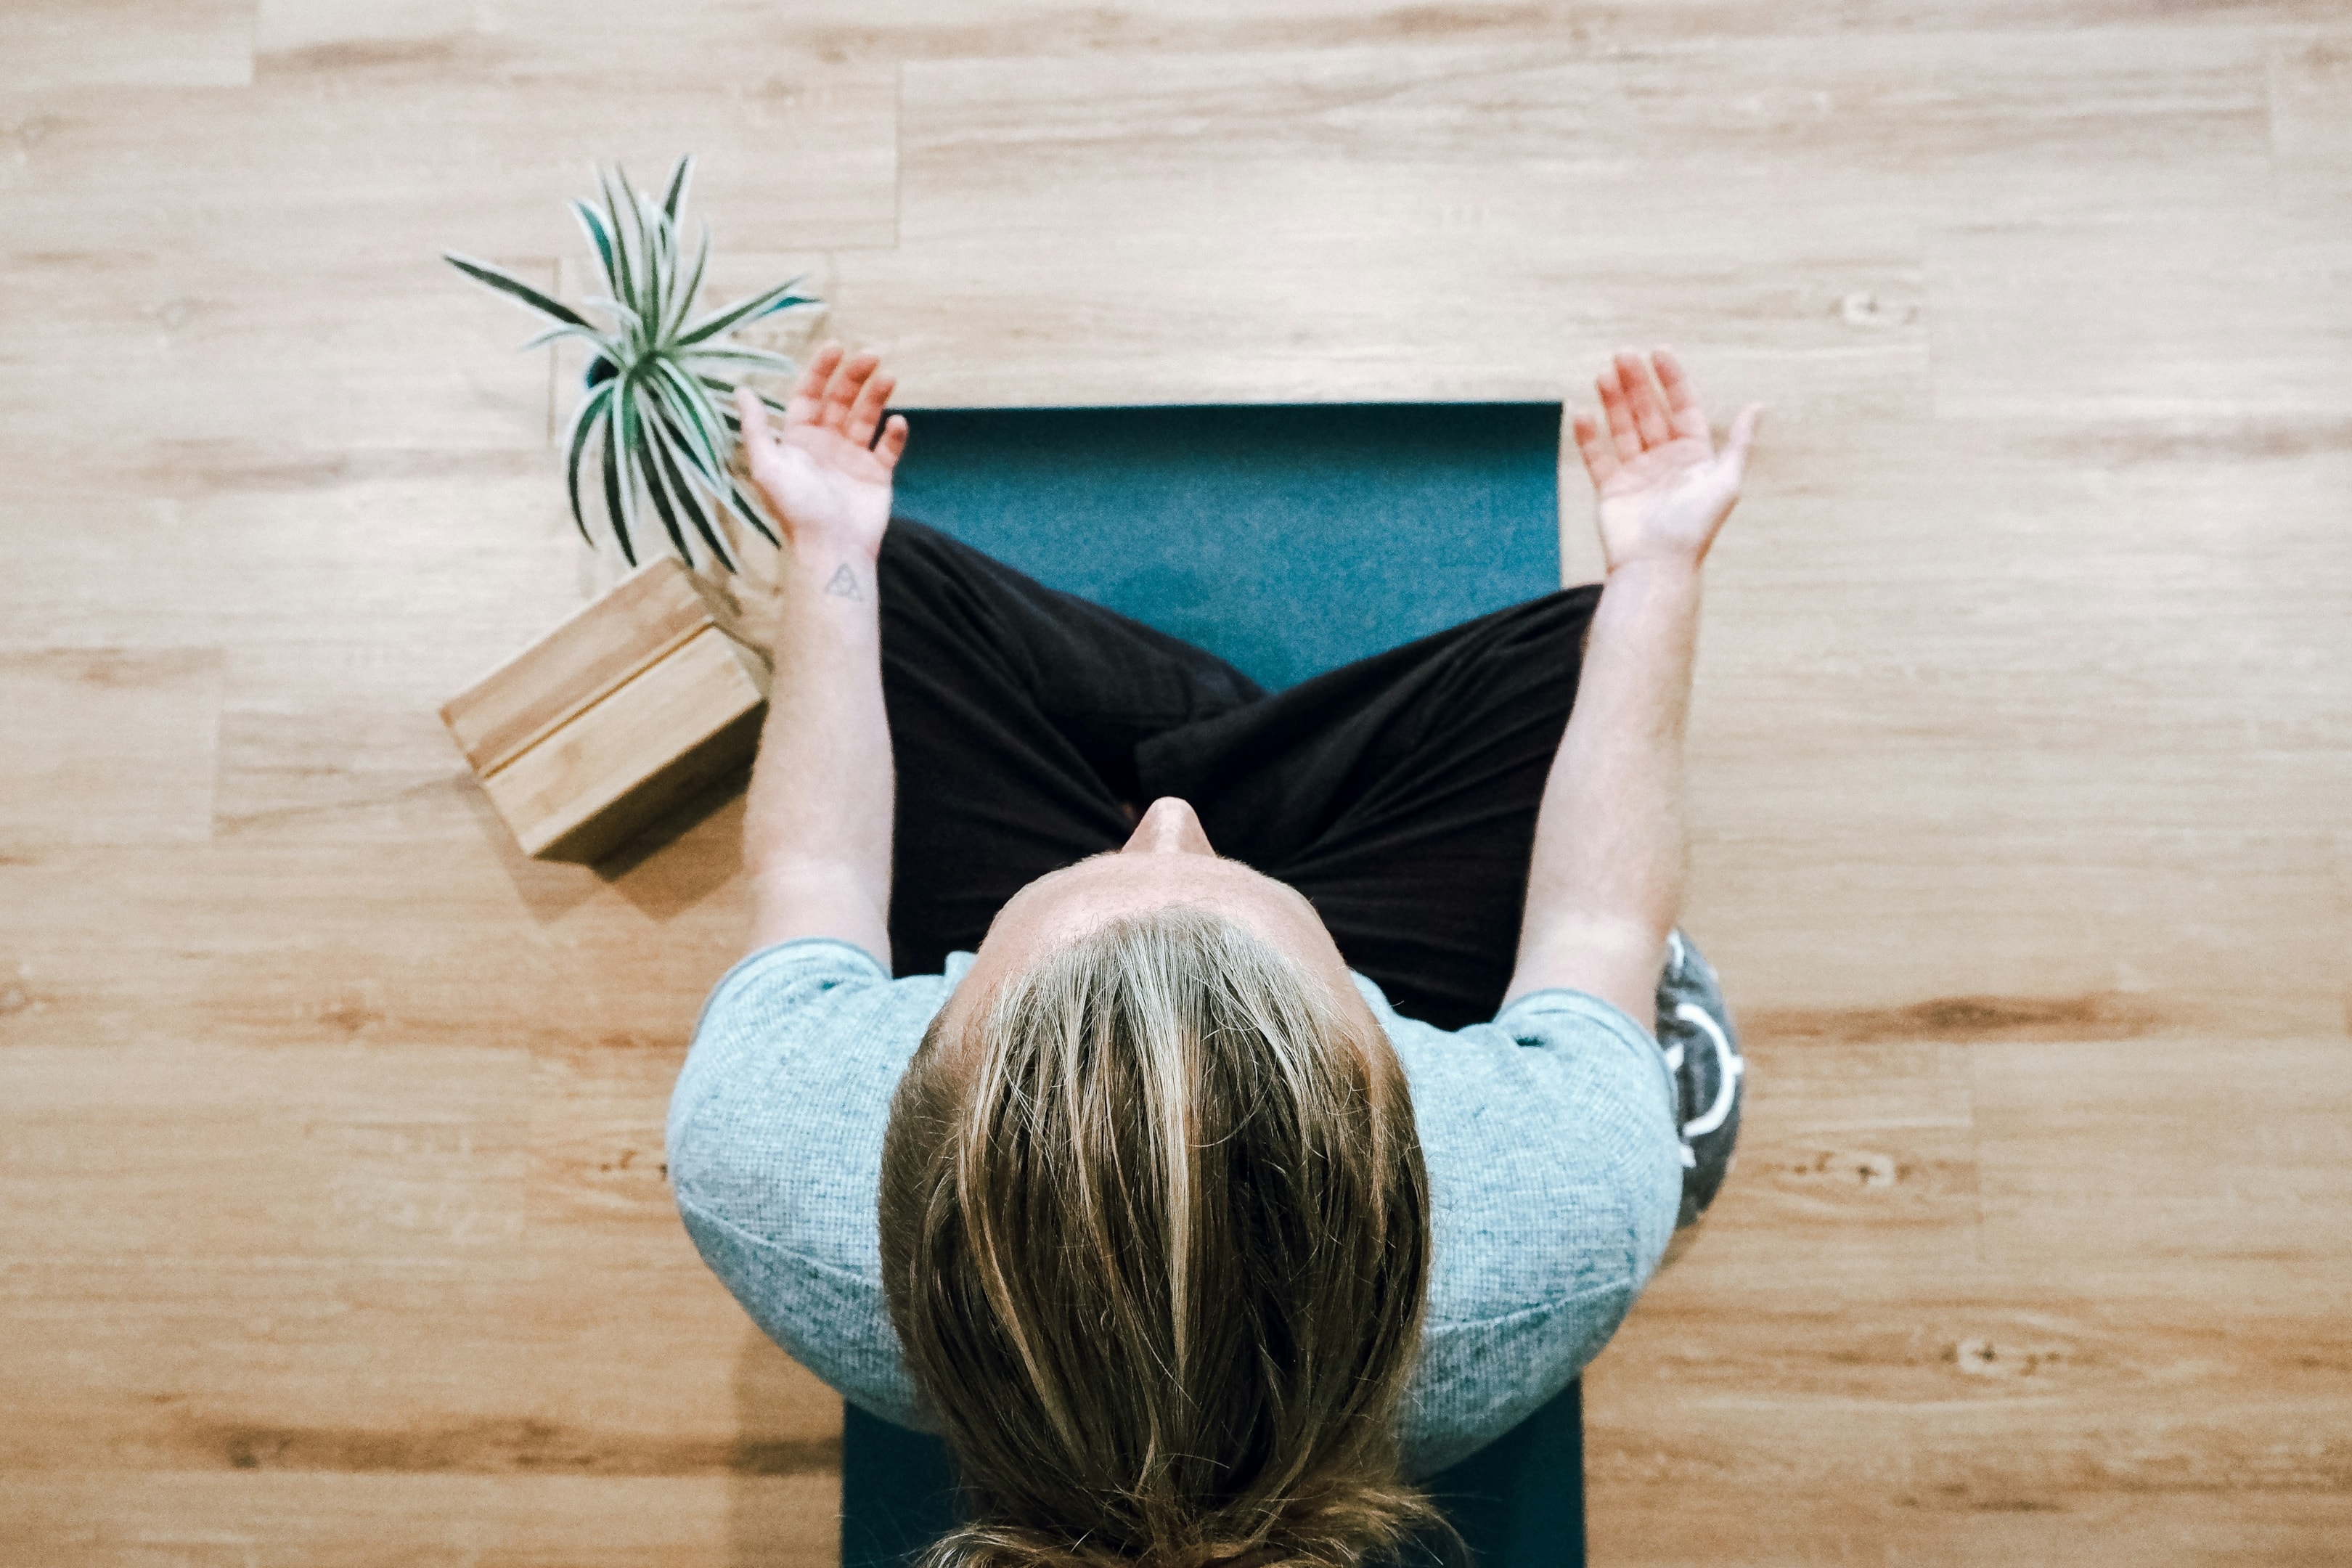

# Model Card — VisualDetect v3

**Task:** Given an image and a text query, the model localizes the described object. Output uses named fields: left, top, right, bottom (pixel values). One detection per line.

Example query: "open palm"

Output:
left=734, top=341, right=909, bottom=560
left=1572, top=348, right=1762, bottom=573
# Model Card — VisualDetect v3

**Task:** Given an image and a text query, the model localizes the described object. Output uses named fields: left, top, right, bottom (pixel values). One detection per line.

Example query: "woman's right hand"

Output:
left=733, top=340, right=909, bottom=565
left=1570, top=348, right=1762, bottom=576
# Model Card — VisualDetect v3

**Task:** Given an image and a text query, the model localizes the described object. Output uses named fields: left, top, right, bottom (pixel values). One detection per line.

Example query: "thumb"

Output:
left=1722, top=404, right=1764, bottom=475
left=732, top=384, right=773, bottom=457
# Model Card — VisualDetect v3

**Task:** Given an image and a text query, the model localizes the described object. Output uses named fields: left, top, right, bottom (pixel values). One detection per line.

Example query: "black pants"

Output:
left=878, top=518, right=1598, bottom=1032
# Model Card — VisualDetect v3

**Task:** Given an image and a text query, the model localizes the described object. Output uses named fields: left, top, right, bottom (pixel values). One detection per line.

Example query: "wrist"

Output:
left=1603, top=553, right=1704, bottom=592
left=783, top=529, right=882, bottom=576
left=771, top=536, right=882, bottom=616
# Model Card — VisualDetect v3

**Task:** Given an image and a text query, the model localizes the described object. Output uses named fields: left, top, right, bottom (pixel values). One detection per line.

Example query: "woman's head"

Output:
left=879, top=807, right=1438, bottom=1568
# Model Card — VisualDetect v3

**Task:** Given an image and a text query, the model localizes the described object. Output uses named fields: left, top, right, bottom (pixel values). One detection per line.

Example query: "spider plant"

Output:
left=444, top=156, right=815, bottom=571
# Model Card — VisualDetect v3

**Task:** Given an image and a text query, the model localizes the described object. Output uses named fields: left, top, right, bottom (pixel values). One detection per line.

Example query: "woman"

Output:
left=669, top=343, right=1761, bottom=1567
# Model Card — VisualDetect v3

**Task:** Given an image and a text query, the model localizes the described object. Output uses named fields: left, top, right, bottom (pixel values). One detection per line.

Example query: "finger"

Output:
left=732, top=386, right=777, bottom=475
left=1722, top=403, right=1765, bottom=475
left=1616, top=349, right=1674, bottom=448
left=819, top=349, right=882, bottom=436
left=732, top=386, right=792, bottom=505
left=788, top=341, right=844, bottom=425
left=1596, top=365, right=1643, bottom=463
left=874, top=413, right=910, bottom=472
left=1569, top=409, right=1622, bottom=489
left=845, top=369, right=896, bottom=448
left=1651, top=347, right=1711, bottom=444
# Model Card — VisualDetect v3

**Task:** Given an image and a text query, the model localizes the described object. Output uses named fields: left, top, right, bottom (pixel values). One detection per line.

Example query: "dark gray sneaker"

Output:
left=1656, top=929, right=1745, bottom=1229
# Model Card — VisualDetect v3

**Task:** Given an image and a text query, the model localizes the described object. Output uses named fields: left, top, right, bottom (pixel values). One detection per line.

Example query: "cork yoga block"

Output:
left=441, top=560, right=771, bottom=862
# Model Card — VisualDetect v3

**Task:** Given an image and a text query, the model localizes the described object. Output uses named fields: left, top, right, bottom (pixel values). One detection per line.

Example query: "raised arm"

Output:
left=1501, top=348, right=1762, bottom=1026
left=727, top=343, right=910, bottom=969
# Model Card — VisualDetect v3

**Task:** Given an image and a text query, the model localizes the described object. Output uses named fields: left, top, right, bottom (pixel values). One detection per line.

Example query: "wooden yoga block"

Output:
left=442, top=559, right=771, bottom=862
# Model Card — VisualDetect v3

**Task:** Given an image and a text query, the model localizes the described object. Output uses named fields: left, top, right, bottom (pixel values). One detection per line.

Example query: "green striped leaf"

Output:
left=633, top=420, right=696, bottom=568
left=676, top=277, right=812, bottom=347
left=596, top=168, right=639, bottom=322
left=666, top=222, right=710, bottom=343
left=443, top=253, right=589, bottom=327
left=519, top=322, right=617, bottom=356
left=679, top=345, right=796, bottom=372
left=583, top=295, right=646, bottom=341
left=647, top=359, right=729, bottom=480
left=560, top=380, right=616, bottom=545
left=568, top=200, right=618, bottom=294
left=660, top=155, right=693, bottom=223
left=562, top=382, right=616, bottom=547
left=722, top=478, right=783, bottom=547
left=652, top=415, right=735, bottom=571
left=597, top=417, right=636, bottom=567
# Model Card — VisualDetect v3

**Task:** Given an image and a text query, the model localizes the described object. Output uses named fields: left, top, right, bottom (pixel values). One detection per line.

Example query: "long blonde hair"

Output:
left=879, top=907, right=1440, bottom=1568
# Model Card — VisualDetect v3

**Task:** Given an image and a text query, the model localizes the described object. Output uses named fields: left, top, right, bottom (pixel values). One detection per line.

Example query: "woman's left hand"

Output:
left=733, top=340, right=910, bottom=563
left=1572, top=348, right=1760, bottom=577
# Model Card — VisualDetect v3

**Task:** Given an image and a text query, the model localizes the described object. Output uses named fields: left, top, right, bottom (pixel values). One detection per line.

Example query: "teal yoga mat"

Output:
left=889, top=401, right=1568, bottom=691
left=844, top=399, right=1587, bottom=1568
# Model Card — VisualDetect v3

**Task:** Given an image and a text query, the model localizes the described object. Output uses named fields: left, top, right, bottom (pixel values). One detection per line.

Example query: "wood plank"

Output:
left=1682, top=828, right=2346, bottom=1026
left=1585, top=1483, right=2352, bottom=1567
left=0, top=65, right=897, bottom=261
left=256, top=0, right=470, bottom=60
left=447, top=0, right=2352, bottom=71
left=0, top=454, right=583, bottom=653
left=0, top=1259, right=833, bottom=1478
left=0, top=649, right=224, bottom=846
left=1927, top=216, right=2352, bottom=418
left=1, top=1040, right=531, bottom=1264
left=0, top=1032, right=840, bottom=1478
left=0, top=837, right=754, bottom=1054
left=1975, top=1031, right=2352, bottom=1266
left=0, top=0, right=253, bottom=90
left=1589, top=1263, right=2352, bottom=1524
left=214, top=639, right=503, bottom=846
left=1683, top=414, right=2352, bottom=841
left=0, top=253, right=559, bottom=454
left=0, top=1472, right=839, bottom=1567
left=1663, top=1031, right=1979, bottom=1277
left=822, top=218, right=1921, bottom=412
left=815, top=27, right=2275, bottom=406
left=2271, top=29, right=2352, bottom=223
left=894, top=29, right=2269, bottom=208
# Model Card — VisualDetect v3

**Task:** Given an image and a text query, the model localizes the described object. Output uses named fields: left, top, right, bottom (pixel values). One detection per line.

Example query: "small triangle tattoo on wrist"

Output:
left=824, top=563, right=864, bottom=601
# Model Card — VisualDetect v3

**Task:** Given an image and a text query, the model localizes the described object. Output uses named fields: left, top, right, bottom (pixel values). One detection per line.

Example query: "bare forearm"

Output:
left=1503, top=558, right=1702, bottom=1021
left=741, top=540, right=894, bottom=964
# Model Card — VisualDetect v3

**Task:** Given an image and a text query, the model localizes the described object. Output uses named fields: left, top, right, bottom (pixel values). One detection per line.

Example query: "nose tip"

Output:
left=1127, top=796, right=1214, bottom=855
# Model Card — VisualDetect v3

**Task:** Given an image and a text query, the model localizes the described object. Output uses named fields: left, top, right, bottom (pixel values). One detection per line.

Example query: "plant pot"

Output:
left=441, top=559, right=769, bottom=862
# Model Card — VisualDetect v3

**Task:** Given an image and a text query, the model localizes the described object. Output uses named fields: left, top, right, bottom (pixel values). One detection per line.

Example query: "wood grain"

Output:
left=478, top=623, right=767, bottom=860
left=0, top=650, right=224, bottom=845
left=1975, top=1030, right=2352, bottom=1266
left=1927, top=217, right=2352, bottom=419
left=0, top=252, right=559, bottom=454
left=0, top=70, right=897, bottom=261
left=443, top=560, right=730, bottom=775
left=2270, top=29, right=2352, bottom=222
left=0, top=1472, right=841, bottom=1567
left=4, top=2, right=2349, bottom=1562
left=0, top=0, right=253, bottom=91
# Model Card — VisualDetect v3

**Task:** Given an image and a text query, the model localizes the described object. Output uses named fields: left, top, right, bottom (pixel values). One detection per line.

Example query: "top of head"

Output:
left=878, top=903, right=1443, bottom=1568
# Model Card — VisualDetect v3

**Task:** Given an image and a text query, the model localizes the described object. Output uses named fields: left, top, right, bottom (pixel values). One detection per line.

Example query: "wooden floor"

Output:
left=4, top=2, right=2348, bottom=1564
